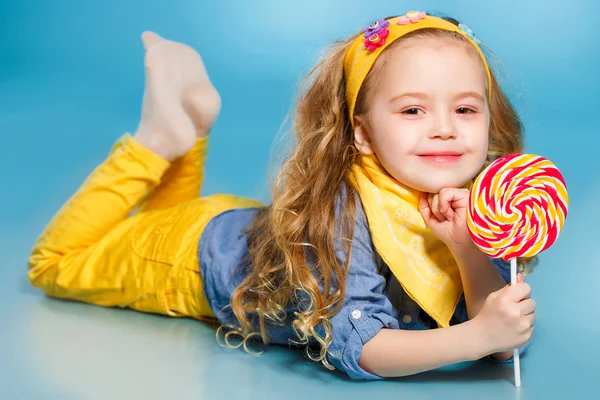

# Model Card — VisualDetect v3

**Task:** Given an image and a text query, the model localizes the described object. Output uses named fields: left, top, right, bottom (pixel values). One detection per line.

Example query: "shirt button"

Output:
left=402, top=314, right=412, bottom=324
left=351, top=310, right=362, bottom=320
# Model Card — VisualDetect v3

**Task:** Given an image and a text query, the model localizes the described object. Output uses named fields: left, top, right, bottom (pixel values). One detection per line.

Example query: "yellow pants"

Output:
left=28, top=134, right=263, bottom=320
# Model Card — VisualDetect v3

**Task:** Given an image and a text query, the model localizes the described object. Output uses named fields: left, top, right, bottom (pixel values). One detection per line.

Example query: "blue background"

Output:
left=1, top=0, right=598, bottom=398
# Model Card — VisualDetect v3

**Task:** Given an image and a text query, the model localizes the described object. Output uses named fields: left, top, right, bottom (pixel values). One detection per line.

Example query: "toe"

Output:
left=141, top=31, right=164, bottom=49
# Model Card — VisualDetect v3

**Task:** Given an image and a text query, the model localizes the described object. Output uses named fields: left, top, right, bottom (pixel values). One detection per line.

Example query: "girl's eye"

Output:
left=402, top=108, right=423, bottom=115
left=456, top=107, right=476, bottom=114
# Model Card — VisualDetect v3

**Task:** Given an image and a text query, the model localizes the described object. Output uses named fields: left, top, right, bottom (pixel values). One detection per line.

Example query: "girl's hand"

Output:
left=418, top=188, right=473, bottom=249
left=472, top=274, right=536, bottom=356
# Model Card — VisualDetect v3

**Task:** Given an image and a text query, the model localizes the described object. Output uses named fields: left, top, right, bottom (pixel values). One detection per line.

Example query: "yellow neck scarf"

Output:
left=350, top=154, right=463, bottom=328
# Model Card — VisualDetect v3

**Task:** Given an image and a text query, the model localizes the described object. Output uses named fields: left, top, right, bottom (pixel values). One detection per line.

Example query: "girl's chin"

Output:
left=408, top=179, right=472, bottom=194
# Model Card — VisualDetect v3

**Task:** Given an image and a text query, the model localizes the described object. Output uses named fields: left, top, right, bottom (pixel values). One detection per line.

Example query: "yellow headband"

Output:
left=344, top=12, right=493, bottom=127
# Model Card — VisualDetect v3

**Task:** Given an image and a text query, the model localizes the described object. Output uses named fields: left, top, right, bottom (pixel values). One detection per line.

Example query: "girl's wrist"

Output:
left=447, top=240, right=479, bottom=258
left=465, top=317, right=494, bottom=360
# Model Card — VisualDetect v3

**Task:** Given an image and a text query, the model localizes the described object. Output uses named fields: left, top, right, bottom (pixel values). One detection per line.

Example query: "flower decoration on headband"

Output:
left=458, top=23, right=481, bottom=44
left=363, top=19, right=390, bottom=52
left=397, top=11, right=426, bottom=25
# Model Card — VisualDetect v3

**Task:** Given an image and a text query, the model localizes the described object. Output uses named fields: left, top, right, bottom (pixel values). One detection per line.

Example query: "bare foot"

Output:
left=133, top=32, right=221, bottom=161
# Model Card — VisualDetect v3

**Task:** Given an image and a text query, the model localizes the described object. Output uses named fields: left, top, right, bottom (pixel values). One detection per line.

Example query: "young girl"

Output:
left=28, top=12, right=536, bottom=380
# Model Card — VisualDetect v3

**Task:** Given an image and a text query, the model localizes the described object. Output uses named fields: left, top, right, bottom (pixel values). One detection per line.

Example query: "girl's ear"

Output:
left=353, top=115, right=375, bottom=155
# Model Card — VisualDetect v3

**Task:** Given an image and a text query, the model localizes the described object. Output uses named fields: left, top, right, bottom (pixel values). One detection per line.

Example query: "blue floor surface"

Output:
left=1, top=1, right=599, bottom=399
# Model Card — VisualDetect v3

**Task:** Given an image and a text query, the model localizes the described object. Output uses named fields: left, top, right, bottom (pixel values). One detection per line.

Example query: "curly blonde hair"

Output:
left=218, top=19, right=536, bottom=370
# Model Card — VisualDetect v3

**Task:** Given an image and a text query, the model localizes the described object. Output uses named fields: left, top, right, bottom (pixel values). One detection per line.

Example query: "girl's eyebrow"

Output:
left=389, top=92, right=430, bottom=104
left=389, top=91, right=485, bottom=104
left=453, top=91, right=485, bottom=102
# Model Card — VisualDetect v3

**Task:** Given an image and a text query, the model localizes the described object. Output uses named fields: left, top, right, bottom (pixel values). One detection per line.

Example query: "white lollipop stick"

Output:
left=510, top=257, right=521, bottom=387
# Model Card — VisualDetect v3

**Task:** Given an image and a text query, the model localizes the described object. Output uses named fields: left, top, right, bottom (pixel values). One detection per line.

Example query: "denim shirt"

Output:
left=198, top=192, right=530, bottom=380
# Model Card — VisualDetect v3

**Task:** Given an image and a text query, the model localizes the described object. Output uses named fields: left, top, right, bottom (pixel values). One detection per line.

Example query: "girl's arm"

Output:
left=450, top=244, right=507, bottom=321
left=450, top=244, right=515, bottom=361
left=419, top=190, right=527, bottom=362
left=359, top=319, right=486, bottom=378
left=329, top=188, right=533, bottom=379
left=358, top=278, right=533, bottom=378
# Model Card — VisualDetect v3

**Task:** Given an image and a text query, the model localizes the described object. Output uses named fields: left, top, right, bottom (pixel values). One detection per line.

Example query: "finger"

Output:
left=450, top=188, right=469, bottom=210
left=141, top=31, right=164, bottom=49
left=438, top=188, right=456, bottom=221
left=430, top=193, right=446, bottom=221
left=507, top=282, right=532, bottom=302
left=419, top=192, right=434, bottom=224
left=523, top=312, right=536, bottom=328
left=517, top=273, right=524, bottom=284
left=439, top=187, right=469, bottom=205
left=519, top=298, right=536, bottom=315
left=525, top=324, right=535, bottom=339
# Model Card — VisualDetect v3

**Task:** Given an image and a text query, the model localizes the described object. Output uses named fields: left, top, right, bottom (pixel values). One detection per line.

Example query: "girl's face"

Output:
left=353, top=35, right=490, bottom=193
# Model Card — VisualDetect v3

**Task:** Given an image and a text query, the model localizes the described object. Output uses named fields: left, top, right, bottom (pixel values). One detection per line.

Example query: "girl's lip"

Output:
left=418, top=152, right=463, bottom=156
left=418, top=154, right=462, bottom=163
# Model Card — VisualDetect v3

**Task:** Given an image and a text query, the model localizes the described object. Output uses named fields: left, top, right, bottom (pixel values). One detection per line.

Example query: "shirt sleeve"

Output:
left=325, top=192, right=399, bottom=380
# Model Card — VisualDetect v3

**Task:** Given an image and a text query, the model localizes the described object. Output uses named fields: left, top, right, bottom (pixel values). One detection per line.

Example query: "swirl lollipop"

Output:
left=467, top=153, right=568, bottom=387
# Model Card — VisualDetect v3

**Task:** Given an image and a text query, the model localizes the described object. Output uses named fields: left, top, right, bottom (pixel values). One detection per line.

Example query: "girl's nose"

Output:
left=429, top=113, right=456, bottom=140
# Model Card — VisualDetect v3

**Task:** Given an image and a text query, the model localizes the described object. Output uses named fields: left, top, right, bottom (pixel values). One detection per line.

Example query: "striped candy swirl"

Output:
left=467, top=154, right=568, bottom=260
